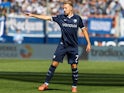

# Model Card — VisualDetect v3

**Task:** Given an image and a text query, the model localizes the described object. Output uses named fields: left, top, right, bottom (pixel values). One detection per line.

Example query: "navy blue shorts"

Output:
left=53, top=44, right=79, bottom=64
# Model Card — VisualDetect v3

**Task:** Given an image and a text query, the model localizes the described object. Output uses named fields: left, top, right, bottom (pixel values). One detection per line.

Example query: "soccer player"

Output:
left=25, top=1, right=91, bottom=92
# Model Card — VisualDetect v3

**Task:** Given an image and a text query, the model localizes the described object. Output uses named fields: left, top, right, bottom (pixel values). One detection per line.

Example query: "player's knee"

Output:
left=52, top=61, right=59, bottom=67
left=71, top=64, right=77, bottom=69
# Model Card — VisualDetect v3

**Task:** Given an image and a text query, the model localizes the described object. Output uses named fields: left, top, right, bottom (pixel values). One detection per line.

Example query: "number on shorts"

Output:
left=75, top=55, right=79, bottom=63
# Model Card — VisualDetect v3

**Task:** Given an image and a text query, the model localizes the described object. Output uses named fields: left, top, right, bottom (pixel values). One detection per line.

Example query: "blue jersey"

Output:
left=52, top=14, right=84, bottom=48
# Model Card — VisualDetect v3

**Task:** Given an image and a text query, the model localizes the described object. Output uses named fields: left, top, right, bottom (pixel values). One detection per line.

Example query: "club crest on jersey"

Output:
left=73, top=19, right=77, bottom=23
left=64, top=19, right=67, bottom=21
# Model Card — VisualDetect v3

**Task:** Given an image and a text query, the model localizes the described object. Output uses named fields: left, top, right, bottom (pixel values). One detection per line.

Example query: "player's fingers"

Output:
left=23, top=12, right=31, bottom=16
left=23, top=13, right=28, bottom=16
left=86, top=48, right=89, bottom=52
left=23, top=13, right=29, bottom=16
left=86, top=46, right=91, bottom=53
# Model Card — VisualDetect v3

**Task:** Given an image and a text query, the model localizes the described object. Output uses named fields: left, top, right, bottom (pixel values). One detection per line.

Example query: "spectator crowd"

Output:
left=0, top=0, right=123, bottom=17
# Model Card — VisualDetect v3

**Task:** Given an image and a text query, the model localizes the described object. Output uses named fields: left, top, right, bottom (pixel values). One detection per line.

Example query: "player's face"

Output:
left=63, top=4, right=73, bottom=15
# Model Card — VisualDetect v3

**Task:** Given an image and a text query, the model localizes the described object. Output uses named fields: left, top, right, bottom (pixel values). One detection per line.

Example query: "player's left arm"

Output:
left=82, top=27, right=91, bottom=52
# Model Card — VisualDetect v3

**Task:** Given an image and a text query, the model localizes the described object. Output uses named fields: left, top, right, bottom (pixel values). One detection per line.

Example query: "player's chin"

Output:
left=64, top=12, right=68, bottom=16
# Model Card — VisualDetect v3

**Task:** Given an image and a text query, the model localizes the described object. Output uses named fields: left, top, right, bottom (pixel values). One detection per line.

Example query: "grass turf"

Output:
left=0, top=60, right=124, bottom=93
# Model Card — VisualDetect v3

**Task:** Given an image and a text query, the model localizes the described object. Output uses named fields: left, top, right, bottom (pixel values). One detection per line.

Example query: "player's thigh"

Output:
left=67, top=48, right=79, bottom=64
left=53, top=44, right=66, bottom=62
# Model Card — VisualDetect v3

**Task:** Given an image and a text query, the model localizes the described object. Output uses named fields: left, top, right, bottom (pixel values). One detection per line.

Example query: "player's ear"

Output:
left=69, top=5, right=73, bottom=11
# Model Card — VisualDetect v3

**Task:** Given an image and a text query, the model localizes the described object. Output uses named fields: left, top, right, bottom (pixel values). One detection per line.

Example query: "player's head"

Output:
left=63, top=1, right=73, bottom=16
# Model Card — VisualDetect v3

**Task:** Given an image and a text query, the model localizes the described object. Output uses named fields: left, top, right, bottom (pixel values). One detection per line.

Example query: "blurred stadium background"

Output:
left=0, top=0, right=124, bottom=60
left=0, top=0, right=124, bottom=93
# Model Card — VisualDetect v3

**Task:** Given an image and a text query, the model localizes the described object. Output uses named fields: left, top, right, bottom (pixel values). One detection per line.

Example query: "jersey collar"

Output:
left=67, top=14, right=74, bottom=19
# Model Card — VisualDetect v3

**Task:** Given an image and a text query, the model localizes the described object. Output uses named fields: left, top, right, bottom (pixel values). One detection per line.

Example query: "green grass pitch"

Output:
left=0, top=59, right=124, bottom=93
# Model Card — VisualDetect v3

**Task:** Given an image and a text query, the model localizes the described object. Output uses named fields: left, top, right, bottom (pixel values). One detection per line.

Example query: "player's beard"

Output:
left=64, top=11, right=68, bottom=16
left=64, top=10, right=73, bottom=17
left=64, top=11, right=67, bottom=16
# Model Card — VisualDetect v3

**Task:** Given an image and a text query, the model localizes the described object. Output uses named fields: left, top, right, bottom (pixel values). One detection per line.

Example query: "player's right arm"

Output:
left=24, top=13, right=52, bottom=21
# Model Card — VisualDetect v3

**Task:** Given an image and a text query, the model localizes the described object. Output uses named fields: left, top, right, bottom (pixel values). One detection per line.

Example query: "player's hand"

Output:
left=86, top=43, right=91, bottom=53
left=24, top=12, right=33, bottom=17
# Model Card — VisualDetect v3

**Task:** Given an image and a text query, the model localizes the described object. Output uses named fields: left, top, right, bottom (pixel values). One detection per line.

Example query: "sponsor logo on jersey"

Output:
left=62, top=23, right=77, bottom=28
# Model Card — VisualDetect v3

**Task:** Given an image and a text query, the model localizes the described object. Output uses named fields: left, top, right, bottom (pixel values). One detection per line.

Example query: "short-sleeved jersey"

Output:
left=52, top=14, right=84, bottom=48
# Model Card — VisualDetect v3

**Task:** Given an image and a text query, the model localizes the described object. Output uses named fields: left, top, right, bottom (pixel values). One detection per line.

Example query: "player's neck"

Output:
left=67, top=12, right=74, bottom=18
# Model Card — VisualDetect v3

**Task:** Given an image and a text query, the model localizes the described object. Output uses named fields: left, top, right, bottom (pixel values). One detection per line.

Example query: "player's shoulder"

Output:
left=52, top=14, right=66, bottom=19
left=73, top=14, right=82, bottom=19
left=54, top=14, right=65, bottom=17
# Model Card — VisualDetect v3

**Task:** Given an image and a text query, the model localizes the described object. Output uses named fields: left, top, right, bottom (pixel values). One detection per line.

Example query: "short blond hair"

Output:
left=63, top=1, right=73, bottom=7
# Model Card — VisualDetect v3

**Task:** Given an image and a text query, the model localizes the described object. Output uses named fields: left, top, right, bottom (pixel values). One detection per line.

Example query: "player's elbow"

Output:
left=44, top=16, right=52, bottom=21
left=82, top=27, right=87, bottom=32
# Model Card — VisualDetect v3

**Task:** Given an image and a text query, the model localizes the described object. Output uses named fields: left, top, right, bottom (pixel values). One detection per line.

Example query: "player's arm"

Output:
left=82, top=27, right=91, bottom=52
left=24, top=13, right=52, bottom=21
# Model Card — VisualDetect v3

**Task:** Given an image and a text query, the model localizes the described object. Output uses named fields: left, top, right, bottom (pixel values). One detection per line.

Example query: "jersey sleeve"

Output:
left=52, top=15, right=60, bottom=23
left=78, top=16, right=85, bottom=29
